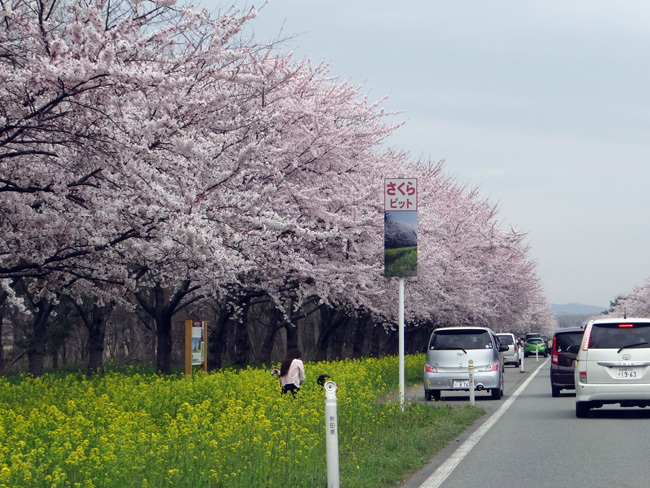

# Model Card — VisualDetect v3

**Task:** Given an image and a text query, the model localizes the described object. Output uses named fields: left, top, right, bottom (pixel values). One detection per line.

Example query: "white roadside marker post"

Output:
left=324, top=381, right=340, bottom=488
left=468, top=360, right=475, bottom=406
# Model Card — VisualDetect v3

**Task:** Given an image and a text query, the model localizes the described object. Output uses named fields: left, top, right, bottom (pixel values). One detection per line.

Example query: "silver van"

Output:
left=424, top=326, right=508, bottom=401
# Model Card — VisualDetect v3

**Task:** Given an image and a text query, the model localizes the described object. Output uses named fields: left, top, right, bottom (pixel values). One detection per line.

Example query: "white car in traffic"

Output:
left=574, top=317, right=650, bottom=418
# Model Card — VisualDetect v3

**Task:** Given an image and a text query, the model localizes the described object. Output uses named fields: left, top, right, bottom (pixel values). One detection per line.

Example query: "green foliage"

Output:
left=384, top=246, right=418, bottom=277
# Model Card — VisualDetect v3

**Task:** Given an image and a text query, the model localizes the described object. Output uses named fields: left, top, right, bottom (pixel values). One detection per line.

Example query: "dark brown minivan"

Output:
left=550, top=327, right=585, bottom=397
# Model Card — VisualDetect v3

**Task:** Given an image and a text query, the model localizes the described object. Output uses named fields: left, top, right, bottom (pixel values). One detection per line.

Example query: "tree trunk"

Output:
left=0, top=290, right=6, bottom=372
left=352, top=313, right=371, bottom=358
left=51, top=347, right=59, bottom=369
left=0, top=312, right=4, bottom=373
left=260, top=307, right=286, bottom=364
left=27, top=297, right=54, bottom=377
left=208, top=313, right=230, bottom=371
left=233, top=319, right=250, bottom=367
left=136, top=311, right=156, bottom=365
left=135, top=280, right=202, bottom=375
left=314, top=305, right=347, bottom=361
left=405, top=324, right=430, bottom=354
left=330, top=316, right=347, bottom=360
left=82, top=302, right=115, bottom=376
left=156, top=308, right=174, bottom=374
left=383, top=328, right=398, bottom=355
left=284, top=322, right=299, bottom=353
left=369, top=323, right=384, bottom=357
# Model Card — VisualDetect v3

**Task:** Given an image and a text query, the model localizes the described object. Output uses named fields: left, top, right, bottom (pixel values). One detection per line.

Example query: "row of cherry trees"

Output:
left=607, top=280, right=650, bottom=317
left=0, top=0, right=556, bottom=375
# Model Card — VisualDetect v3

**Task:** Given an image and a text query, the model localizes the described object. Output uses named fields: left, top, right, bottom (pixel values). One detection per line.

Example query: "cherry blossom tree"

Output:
left=1, top=0, right=268, bottom=373
left=1, top=0, right=557, bottom=373
left=607, top=279, right=650, bottom=318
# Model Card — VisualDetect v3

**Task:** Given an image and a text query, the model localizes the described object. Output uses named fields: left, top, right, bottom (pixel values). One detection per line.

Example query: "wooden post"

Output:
left=201, top=321, right=208, bottom=373
left=185, top=320, right=192, bottom=376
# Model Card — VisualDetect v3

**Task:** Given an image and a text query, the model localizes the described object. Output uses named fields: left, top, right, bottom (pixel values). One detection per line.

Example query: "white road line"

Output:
left=419, top=359, right=549, bottom=488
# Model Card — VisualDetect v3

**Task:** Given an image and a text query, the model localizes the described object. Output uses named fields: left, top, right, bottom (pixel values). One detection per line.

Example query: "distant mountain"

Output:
left=551, top=302, right=608, bottom=317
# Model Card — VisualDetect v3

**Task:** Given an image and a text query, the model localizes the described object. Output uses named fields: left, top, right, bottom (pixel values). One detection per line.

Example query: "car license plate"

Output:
left=617, top=368, right=639, bottom=379
left=453, top=380, right=469, bottom=388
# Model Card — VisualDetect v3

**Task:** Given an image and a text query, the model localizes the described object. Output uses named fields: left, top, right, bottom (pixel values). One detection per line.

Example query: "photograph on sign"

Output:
left=384, top=210, right=418, bottom=277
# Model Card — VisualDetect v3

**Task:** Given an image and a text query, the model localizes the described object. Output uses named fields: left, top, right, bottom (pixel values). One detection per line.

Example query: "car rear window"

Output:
left=497, top=335, right=514, bottom=345
left=588, top=323, right=650, bottom=349
left=430, top=330, right=493, bottom=350
left=555, top=332, right=583, bottom=352
left=527, top=338, right=543, bottom=344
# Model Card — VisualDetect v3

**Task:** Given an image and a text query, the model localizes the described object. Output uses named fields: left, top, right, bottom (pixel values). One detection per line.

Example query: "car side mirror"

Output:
left=567, top=345, right=579, bottom=354
left=499, top=344, right=509, bottom=352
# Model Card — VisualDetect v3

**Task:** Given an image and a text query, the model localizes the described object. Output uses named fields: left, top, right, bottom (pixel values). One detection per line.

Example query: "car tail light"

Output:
left=484, top=363, right=499, bottom=372
left=551, top=337, right=558, bottom=364
left=618, top=323, right=634, bottom=328
left=579, top=371, right=587, bottom=384
left=425, top=365, right=437, bottom=373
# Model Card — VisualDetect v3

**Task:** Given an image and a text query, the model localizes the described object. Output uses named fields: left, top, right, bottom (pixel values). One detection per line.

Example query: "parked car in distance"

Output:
left=550, top=327, right=584, bottom=397
left=497, top=333, right=521, bottom=367
left=525, top=332, right=542, bottom=341
left=424, top=327, right=509, bottom=401
left=524, top=337, right=547, bottom=357
left=575, top=317, right=650, bottom=418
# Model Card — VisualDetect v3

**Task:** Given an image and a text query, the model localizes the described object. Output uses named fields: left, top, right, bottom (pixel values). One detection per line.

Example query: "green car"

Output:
left=524, top=337, right=548, bottom=357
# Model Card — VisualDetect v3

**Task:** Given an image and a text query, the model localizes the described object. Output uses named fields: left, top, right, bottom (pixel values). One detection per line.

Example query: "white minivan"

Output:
left=574, top=317, right=650, bottom=418
left=497, top=333, right=521, bottom=367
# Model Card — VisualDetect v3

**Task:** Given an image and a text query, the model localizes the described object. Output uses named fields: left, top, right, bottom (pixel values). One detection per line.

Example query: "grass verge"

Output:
left=340, top=403, right=483, bottom=487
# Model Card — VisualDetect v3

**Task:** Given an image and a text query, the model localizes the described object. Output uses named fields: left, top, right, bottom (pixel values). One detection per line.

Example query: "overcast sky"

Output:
left=199, top=0, right=650, bottom=307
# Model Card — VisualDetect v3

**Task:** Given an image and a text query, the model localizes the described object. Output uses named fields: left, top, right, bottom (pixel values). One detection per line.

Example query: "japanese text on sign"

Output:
left=384, top=178, right=417, bottom=211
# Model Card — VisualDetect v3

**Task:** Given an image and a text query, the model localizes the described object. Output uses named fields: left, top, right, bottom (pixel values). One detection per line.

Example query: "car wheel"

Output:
left=551, top=386, right=560, bottom=397
left=491, top=375, right=504, bottom=400
left=425, top=390, right=441, bottom=401
left=576, top=401, right=591, bottom=418
left=516, top=360, right=521, bottom=367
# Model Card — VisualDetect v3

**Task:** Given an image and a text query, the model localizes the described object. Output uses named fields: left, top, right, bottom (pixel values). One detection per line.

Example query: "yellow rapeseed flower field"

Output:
left=0, top=354, right=479, bottom=488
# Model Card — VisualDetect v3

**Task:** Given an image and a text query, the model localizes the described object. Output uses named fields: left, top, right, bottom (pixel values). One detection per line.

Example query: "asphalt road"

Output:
left=400, top=357, right=650, bottom=488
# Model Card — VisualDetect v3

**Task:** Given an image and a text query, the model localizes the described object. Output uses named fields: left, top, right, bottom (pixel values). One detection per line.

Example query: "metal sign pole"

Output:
left=399, top=277, right=405, bottom=411
left=384, top=178, right=417, bottom=414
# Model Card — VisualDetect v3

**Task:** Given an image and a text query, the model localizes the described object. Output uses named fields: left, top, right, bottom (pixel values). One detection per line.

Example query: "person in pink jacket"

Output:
left=273, top=348, right=305, bottom=395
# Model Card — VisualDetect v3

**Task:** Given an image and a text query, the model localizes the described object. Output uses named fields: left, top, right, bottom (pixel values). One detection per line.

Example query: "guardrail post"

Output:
left=468, top=359, right=475, bottom=406
left=324, top=381, right=340, bottom=488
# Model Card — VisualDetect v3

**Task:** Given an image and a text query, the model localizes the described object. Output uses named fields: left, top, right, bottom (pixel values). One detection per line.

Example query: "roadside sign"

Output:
left=384, top=178, right=417, bottom=211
